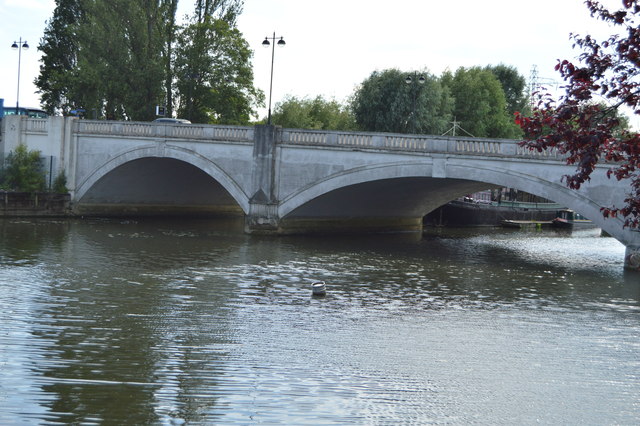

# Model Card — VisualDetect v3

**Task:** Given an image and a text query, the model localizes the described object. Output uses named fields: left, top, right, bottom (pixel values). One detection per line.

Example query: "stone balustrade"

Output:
left=281, top=128, right=565, bottom=160
left=14, top=117, right=565, bottom=160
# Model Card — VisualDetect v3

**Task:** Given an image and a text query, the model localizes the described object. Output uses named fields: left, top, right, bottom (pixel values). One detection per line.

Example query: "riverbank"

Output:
left=0, top=192, right=71, bottom=217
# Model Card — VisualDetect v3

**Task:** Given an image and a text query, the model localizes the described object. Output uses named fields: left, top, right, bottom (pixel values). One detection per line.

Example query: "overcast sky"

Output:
left=0, top=0, right=625, bottom=121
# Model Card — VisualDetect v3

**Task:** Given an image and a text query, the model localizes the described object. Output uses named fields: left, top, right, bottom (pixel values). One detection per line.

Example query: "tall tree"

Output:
left=441, top=66, right=520, bottom=138
left=35, top=0, right=84, bottom=115
left=271, top=95, right=356, bottom=130
left=38, top=0, right=170, bottom=120
left=37, top=0, right=255, bottom=122
left=174, top=17, right=263, bottom=124
left=194, top=0, right=243, bottom=25
left=74, top=0, right=166, bottom=120
left=160, top=0, right=180, bottom=117
left=516, top=0, right=640, bottom=227
left=485, top=64, right=529, bottom=116
left=351, top=69, right=453, bottom=134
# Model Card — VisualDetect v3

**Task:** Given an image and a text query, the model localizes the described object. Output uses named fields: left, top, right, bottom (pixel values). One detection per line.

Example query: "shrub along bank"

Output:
left=1, top=143, right=70, bottom=216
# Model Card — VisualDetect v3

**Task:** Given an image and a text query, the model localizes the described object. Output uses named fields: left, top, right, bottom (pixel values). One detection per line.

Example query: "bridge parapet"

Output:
left=6, top=118, right=564, bottom=161
left=281, top=128, right=566, bottom=161
left=24, top=118, right=49, bottom=133
left=75, top=120, right=253, bottom=142
left=515, top=144, right=562, bottom=159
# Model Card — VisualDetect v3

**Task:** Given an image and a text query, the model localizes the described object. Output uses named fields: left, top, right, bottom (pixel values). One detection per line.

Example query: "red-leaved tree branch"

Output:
left=515, top=0, right=640, bottom=228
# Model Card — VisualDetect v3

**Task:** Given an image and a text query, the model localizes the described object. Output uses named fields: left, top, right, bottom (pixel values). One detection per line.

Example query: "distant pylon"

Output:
left=529, top=65, right=559, bottom=107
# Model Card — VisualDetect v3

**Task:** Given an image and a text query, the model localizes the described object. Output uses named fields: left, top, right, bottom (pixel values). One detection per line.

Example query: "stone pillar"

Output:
left=62, top=117, right=78, bottom=201
left=624, top=245, right=640, bottom=271
left=1, top=115, right=24, bottom=155
left=245, top=124, right=281, bottom=234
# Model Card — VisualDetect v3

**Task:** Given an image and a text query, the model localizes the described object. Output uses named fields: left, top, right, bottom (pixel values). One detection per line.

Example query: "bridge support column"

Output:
left=245, top=124, right=282, bottom=234
left=624, top=245, right=640, bottom=271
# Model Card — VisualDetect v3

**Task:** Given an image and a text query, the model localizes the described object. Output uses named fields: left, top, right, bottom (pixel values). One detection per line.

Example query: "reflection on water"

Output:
left=0, top=218, right=638, bottom=424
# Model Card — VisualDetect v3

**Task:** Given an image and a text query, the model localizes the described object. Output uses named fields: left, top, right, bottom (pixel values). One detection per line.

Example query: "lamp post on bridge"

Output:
left=405, top=71, right=425, bottom=134
left=262, top=32, right=286, bottom=125
left=11, top=37, right=29, bottom=112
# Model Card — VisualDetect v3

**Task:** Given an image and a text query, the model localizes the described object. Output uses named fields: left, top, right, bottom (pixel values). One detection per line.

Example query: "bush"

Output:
left=52, top=171, right=68, bottom=194
left=1, top=143, right=46, bottom=193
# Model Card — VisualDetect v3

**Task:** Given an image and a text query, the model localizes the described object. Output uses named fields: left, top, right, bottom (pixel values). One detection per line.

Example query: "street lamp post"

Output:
left=262, top=32, right=285, bottom=125
left=405, top=72, right=425, bottom=134
left=11, top=37, right=29, bottom=112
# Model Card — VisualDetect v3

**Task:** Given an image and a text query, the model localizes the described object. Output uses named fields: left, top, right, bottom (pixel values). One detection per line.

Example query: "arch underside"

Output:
left=279, top=161, right=635, bottom=245
left=75, top=150, right=248, bottom=216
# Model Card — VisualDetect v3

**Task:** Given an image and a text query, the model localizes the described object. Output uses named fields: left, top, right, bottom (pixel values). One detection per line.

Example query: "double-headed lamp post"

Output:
left=405, top=72, right=425, bottom=134
left=262, top=32, right=285, bottom=125
left=11, top=37, right=29, bottom=111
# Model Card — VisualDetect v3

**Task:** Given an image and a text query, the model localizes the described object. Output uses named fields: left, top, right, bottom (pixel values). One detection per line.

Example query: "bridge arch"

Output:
left=278, top=159, right=631, bottom=245
left=74, top=144, right=250, bottom=213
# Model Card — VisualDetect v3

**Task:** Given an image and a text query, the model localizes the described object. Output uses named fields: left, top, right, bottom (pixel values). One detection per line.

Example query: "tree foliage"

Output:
left=351, top=69, right=453, bottom=134
left=485, top=64, right=530, bottom=116
left=160, top=0, right=180, bottom=117
left=194, top=0, right=244, bottom=25
left=1, top=144, right=46, bottom=193
left=271, top=95, right=356, bottom=130
left=80, top=0, right=167, bottom=120
left=52, top=171, right=69, bottom=194
left=175, top=17, right=263, bottom=124
left=516, top=0, right=640, bottom=227
left=442, top=66, right=521, bottom=138
left=35, top=0, right=83, bottom=115
left=36, top=0, right=257, bottom=123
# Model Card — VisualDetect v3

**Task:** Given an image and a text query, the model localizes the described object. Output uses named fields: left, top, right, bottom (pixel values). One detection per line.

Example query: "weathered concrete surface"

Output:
left=245, top=125, right=280, bottom=233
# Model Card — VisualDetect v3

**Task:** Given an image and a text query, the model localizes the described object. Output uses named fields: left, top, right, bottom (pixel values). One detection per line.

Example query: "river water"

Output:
left=0, top=218, right=638, bottom=425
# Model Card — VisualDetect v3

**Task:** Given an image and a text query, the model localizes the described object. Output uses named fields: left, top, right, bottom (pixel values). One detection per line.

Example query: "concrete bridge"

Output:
left=2, top=115, right=639, bottom=269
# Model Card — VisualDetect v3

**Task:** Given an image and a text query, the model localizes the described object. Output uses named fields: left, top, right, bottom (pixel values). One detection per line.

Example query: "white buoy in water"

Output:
left=311, top=281, right=326, bottom=296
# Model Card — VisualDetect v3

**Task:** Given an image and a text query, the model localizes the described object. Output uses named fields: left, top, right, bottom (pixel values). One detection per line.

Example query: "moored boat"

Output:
left=500, top=219, right=552, bottom=229
left=551, top=209, right=596, bottom=229
left=425, top=198, right=562, bottom=227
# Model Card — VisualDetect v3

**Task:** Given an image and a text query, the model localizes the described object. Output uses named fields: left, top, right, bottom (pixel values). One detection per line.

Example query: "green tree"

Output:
left=52, top=171, right=69, bottom=194
left=38, top=0, right=168, bottom=120
left=271, top=95, right=356, bottom=130
left=194, top=0, right=244, bottom=25
left=351, top=69, right=453, bottom=134
left=442, top=66, right=520, bottom=138
left=37, top=0, right=255, bottom=122
left=175, top=17, right=263, bottom=124
left=71, top=0, right=166, bottom=120
left=1, top=144, right=46, bottom=193
left=160, top=0, right=180, bottom=117
left=485, top=64, right=529, bottom=116
left=35, top=0, right=84, bottom=115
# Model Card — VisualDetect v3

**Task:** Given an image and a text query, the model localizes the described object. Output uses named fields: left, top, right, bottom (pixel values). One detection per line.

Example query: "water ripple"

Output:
left=0, top=220, right=638, bottom=424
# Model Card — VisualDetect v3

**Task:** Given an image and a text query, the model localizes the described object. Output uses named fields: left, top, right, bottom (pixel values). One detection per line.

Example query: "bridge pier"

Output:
left=245, top=124, right=282, bottom=234
left=625, top=245, right=640, bottom=271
